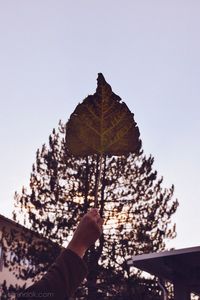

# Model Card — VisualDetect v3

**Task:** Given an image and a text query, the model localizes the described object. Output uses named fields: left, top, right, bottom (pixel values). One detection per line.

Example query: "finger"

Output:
left=90, top=208, right=99, bottom=216
left=97, top=218, right=104, bottom=227
left=96, top=217, right=103, bottom=233
left=92, top=214, right=102, bottom=224
left=97, top=218, right=103, bottom=232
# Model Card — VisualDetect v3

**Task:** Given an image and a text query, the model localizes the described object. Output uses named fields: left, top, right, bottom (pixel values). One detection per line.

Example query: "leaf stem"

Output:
left=94, top=153, right=103, bottom=208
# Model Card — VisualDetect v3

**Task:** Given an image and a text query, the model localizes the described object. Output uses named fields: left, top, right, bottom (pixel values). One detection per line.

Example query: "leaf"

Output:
left=66, top=73, right=141, bottom=156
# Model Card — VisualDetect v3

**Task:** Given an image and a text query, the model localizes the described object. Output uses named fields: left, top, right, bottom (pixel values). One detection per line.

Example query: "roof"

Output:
left=0, top=213, right=29, bottom=232
left=0, top=213, right=62, bottom=249
left=0, top=213, right=42, bottom=239
left=128, top=246, right=200, bottom=294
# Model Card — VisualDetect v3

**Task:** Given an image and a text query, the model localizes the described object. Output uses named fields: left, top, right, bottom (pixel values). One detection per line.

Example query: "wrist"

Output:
left=67, top=240, right=87, bottom=258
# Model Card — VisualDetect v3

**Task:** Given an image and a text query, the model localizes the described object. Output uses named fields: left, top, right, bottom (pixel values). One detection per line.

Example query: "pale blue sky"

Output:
left=0, top=1, right=200, bottom=249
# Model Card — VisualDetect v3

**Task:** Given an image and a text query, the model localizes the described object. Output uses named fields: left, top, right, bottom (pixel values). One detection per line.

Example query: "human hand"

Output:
left=67, top=209, right=103, bottom=258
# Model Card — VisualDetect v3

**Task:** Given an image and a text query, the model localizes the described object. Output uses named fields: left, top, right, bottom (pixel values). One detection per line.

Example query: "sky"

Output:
left=0, top=0, right=200, bottom=250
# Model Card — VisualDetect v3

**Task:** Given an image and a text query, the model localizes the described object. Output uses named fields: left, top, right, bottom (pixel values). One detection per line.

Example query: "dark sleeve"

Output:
left=17, top=249, right=88, bottom=300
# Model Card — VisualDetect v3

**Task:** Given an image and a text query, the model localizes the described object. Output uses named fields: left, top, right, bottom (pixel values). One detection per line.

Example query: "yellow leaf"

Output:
left=66, top=73, right=141, bottom=157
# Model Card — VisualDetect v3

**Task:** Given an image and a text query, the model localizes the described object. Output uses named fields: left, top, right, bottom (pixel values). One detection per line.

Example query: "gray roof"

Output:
left=128, top=246, right=200, bottom=294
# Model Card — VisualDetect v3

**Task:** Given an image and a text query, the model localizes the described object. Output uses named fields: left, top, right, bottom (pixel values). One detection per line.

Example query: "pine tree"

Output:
left=10, top=119, right=178, bottom=299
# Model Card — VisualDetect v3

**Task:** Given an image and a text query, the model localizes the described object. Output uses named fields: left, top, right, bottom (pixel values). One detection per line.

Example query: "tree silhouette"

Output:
left=6, top=75, right=178, bottom=299
left=10, top=119, right=178, bottom=299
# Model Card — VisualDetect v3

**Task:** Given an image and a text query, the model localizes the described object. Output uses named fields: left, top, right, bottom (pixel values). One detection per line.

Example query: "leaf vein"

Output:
left=106, top=123, right=133, bottom=149
left=102, top=111, right=128, bottom=136
left=78, top=116, right=101, bottom=136
left=84, top=105, right=100, bottom=122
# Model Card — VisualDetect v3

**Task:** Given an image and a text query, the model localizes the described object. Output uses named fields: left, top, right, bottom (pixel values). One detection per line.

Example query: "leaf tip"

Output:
left=97, top=73, right=106, bottom=84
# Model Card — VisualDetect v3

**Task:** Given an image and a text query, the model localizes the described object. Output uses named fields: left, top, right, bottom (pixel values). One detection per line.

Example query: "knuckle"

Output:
left=84, top=214, right=91, bottom=221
